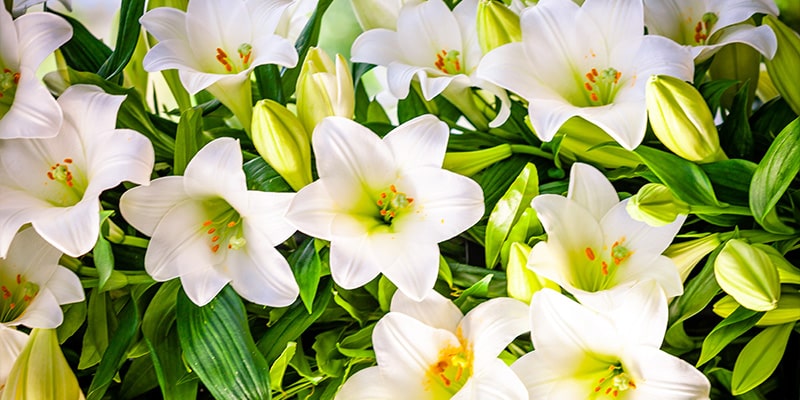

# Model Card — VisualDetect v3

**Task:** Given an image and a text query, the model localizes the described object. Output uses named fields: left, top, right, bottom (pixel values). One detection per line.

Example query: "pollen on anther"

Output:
left=584, top=82, right=593, bottom=91
left=377, top=199, right=384, bottom=206
left=63, top=158, right=73, bottom=164
left=211, top=244, right=220, bottom=253
left=590, top=93, right=599, bottom=102
left=227, top=221, right=237, bottom=228
left=601, top=261, right=609, bottom=276
left=203, top=220, right=212, bottom=227
left=16, top=275, right=21, bottom=284
left=207, top=228, right=216, bottom=234
left=585, top=247, right=596, bottom=261
left=211, top=235, right=220, bottom=242
left=390, top=184, right=397, bottom=193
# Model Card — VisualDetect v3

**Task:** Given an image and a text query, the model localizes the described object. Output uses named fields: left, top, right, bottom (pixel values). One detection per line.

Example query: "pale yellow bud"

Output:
left=752, top=244, right=800, bottom=285
left=506, top=242, right=558, bottom=304
left=296, top=48, right=355, bottom=134
left=663, top=233, right=722, bottom=283
left=1, top=329, right=85, bottom=400
left=251, top=100, right=313, bottom=191
left=626, top=183, right=690, bottom=227
left=477, top=0, right=522, bottom=54
left=714, top=239, right=780, bottom=311
left=714, top=292, right=800, bottom=327
left=646, top=75, right=727, bottom=164
left=442, top=144, right=512, bottom=176
left=764, top=15, right=800, bottom=115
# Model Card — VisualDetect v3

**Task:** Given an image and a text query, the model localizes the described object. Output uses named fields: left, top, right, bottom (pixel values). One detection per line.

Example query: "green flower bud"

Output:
left=1, top=329, right=85, bottom=400
left=663, top=233, right=722, bottom=283
left=714, top=239, right=780, bottom=312
left=350, top=0, right=404, bottom=31
left=296, top=48, right=355, bottom=134
left=442, top=144, right=512, bottom=176
left=251, top=99, right=313, bottom=191
left=752, top=244, right=800, bottom=285
left=714, top=292, right=800, bottom=327
left=477, top=0, right=522, bottom=54
left=764, top=15, right=800, bottom=115
left=626, top=183, right=690, bottom=227
left=646, top=75, right=727, bottom=164
left=506, top=242, right=558, bottom=304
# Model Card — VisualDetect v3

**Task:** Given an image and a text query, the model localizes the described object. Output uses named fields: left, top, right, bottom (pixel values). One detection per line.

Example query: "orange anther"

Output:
left=585, top=247, right=596, bottom=261
left=584, top=82, right=593, bottom=91
left=211, top=236, right=220, bottom=242
left=211, top=244, right=220, bottom=252
left=64, top=158, right=73, bottom=163
left=203, top=220, right=212, bottom=226
left=227, top=221, right=237, bottom=228
left=207, top=228, right=216, bottom=234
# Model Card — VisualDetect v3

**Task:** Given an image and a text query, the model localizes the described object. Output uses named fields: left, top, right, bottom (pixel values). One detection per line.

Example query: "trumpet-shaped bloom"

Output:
left=120, top=138, right=299, bottom=307
left=0, top=228, right=84, bottom=330
left=477, top=0, right=694, bottom=150
left=0, top=7, right=71, bottom=139
left=643, top=0, right=778, bottom=62
left=351, top=0, right=511, bottom=128
left=0, top=84, right=154, bottom=258
left=335, top=290, right=529, bottom=399
left=286, top=115, right=484, bottom=301
left=140, top=0, right=298, bottom=130
left=527, top=163, right=685, bottom=305
left=511, top=283, right=711, bottom=399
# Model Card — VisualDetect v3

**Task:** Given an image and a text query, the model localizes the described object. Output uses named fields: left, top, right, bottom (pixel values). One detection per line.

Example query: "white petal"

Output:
left=120, top=177, right=188, bottom=236
left=351, top=29, right=401, bottom=66
left=45, top=267, right=85, bottom=305
left=580, top=0, right=644, bottom=46
left=12, top=289, right=62, bottom=328
left=628, top=35, right=694, bottom=85
left=476, top=43, right=540, bottom=101
left=531, top=194, right=604, bottom=267
left=416, top=72, right=457, bottom=101
left=14, top=11, right=72, bottom=69
left=511, top=349, right=600, bottom=399
left=249, top=33, right=298, bottom=69
left=460, top=297, right=529, bottom=365
left=0, top=199, right=41, bottom=258
left=328, top=235, right=383, bottom=290
left=379, top=240, right=440, bottom=301
left=226, top=244, right=299, bottom=307
left=2, top=227, right=61, bottom=279
left=0, top=66, right=63, bottom=139
left=144, top=200, right=214, bottom=281
left=0, top=326, right=28, bottom=386
left=139, top=6, right=188, bottom=42
left=184, top=137, right=247, bottom=199
left=574, top=100, right=647, bottom=151
left=624, top=346, right=711, bottom=399
left=600, top=199, right=685, bottom=255
left=235, top=191, right=295, bottom=245
left=178, top=69, right=231, bottom=95
left=397, top=0, right=461, bottom=66
left=705, top=24, right=777, bottom=60
left=601, top=280, right=669, bottom=348
left=285, top=181, right=340, bottom=240
left=567, top=163, right=619, bottom=220
left=179, top=265, right=231, bottom=306
left=384, top=114, right=448, bottom=170
left=385, top=62, right=426, bottom=99
left=526, top=99, right=581, bottom=142
left=373, top=312, right=460, bottom=391
left=31, top=198, right=100, bottom=257
left=390, top=289, right=462, bottom=332
left=59, top=85, right=126, bottom=141
left=614, top=253, right=684, bottom=298
left=185, top=0, right=252, bottom=64
left=84, top=128, right=154, bottom=195
left=334, top=367, right=400, bottom=400
left=0, top=8, right=19, bottom=64
left=142, top=39, right=199, bottom=74
left=454, top=359, right=528, bottom=400
left=246, top=0, right=293, bottom=33
left=713, top=0, right=778, bottom=32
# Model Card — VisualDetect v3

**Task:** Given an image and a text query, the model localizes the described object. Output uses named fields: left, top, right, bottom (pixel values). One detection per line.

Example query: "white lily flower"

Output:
left=275, top=0, right=317, bottom=45
left=336, top=290, right=529, bottom=399
left=285, top=115, right=484, bottom=301
left=644, top=0, right=778, bottom=63
left=140, top=0, right=298, bottom=131
left=120, top=137, right=299, bottom=307
left=0, top=6, right=71, bottom=139
left=351, top=0, right=511, bottom=128
left=349, top=0, right=420, bottom=31
left=477, top=0, right=694, bottom=150
left=512, top=283, right=711, bottom=399
left=0, top=228, right=84, bottom=330
left=0, top=84, right=154, bottom=258
left=10, top=0, right=71, bottom=16
left=527, top=163, right=685, bottom=305
left=0, top=326, right=27, bottom=394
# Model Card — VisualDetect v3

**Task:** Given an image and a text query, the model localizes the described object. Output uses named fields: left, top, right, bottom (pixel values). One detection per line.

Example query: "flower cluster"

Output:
left=1, top=0, right=797, bottom=398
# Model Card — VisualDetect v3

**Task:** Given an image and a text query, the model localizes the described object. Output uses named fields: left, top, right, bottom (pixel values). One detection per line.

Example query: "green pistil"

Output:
left=1, top=275, right=39, bottom=323
left=375, top=184, right=414, bottom=224
left=434, top=49, right=463, bottom=75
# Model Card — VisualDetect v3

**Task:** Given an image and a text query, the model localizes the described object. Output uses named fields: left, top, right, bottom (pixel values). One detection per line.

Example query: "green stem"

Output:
left=689, top=205, right=753, bottom=216
left=121, top=236, right=150, bottom=248
left=510, top=144, right=554, bottom=160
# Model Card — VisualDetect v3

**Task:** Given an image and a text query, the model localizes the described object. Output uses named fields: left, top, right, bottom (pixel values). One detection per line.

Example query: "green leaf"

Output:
left=398, top=83, right=432, bottom=123
left=699, top=79, right=739, bottom=114
left=57, top=301, right=87, bottom=344
left=86, top=298, right=140, bottom=400
left=79, top=289, right=116, bottom=369
left=718, top=81, right=753, bottom=159
left=697, top=306, right=764, bottom=367
left=701, top=159, right=757, bottom=206
left=53, top=12, right=112, bottom=73
left=438, top=255, right=454, bottom=289
left=281, top=0, right=335, bottom=99
left=94, top=211, right=116, bottom=292
left=634, top=145, right=721, bottom=207
left=750, top=117, right=800, bottom=234
left=337, top=324, right=376, bottom=359
left=288, top=239, right=322, bottom=314
left=476, top=156, right=530, bottom=217
left=119, top=356, right=159, bottom=400
left=174, top=107, right=205, bottom=175
left=255, top=64, right=284, bottom=104
left=732, top=322, right=794, bottom=395
left=313, top=330, right=346, bottom=377
left=485, top=163, right=538, bottom=269
left=97, top=0, right=146, bottom=80
left=257, top=279, right=333, bottom=364
left=243, top=157, right=292, bottom=192
left=454, top=274, right=492, bottom=312
left=268, top=342, right=297, bottom=391
left=177, top=285, right=271, bottom=400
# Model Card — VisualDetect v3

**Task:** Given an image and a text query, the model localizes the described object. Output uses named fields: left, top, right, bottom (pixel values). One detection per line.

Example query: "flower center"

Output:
left=582, top=67, right=622, bottom=106
left=0, top=68, right=20, bottom=116
left=200, top=203, right=246, bottom=253
left=215, top=43, right=253, bottom=74
left=375, top=184, right=414, bottom=224
left=426, top=337, right=473, bottom=396
left=580, top=237, right=634, bottom=291
left=593, top=364, right=636, bottom=398
left=434, top=49, right=462, bottom=75
left=692, top=12, right=718, bottom=45
left=46, top=158, right=76, bottom=187
left=0, top=274, right=39, bottom=323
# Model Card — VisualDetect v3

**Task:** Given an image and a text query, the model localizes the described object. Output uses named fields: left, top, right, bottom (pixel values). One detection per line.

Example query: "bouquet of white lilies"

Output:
left=1, top=0, right=799, bottom=398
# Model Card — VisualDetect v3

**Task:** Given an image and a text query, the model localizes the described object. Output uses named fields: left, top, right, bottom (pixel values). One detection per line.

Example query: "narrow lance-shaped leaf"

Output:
left=731, top=322, right=794, bottom=395
left=696, top=306, right=764, bottom=367
left=485, top=162, right=538, bottom=269
left=97, top=0, right=146, bottom=80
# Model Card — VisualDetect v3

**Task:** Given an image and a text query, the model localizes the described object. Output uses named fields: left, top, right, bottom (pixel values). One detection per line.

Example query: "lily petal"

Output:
left=624, top=346, right=711, bottom=399
left=144, top=199, right=213, bottom=281
left=184, top=137, right=247, bottom=199
left=0, top=326, right=28, bottom=386
left=390, top=289, right=462, bottom=333
left=460, top=297, right=529, bottom=365
left=0, top=66, right=62, bottom=139
left=85, top=128, right=154, bottom=195
left=14, top=11, right=72, bottom=68
left=600, top=199, right=685, bottom=255
left=328, top=235, right=383, bottom=290
left=226, top=242, right=299, bottom=307
left=120, top=177, right=188, bottom=236
left=379, top=240, right=440, bottom=301
left=383, top=114, right=448, bottom=170
left=180, top=265, right=231, bottom=307
left=235, top=191, right=295, bottom=245
left=454, top=359, right=528, bottom=400
left=334, top=367, right=399, bottom=399
left=350, top=29, right=402, bottom=68
left=567, top=163, right=619, bottom=221
left=138, top=7, right=188, bottom=43
left=31, top=198, right=100, bottom=257
left=11, top=289, right=62, bottom=328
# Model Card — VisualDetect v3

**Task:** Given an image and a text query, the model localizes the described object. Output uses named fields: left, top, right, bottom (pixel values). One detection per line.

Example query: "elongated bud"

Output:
left=714, top=239, right=780, bottom=311
left=251, top=100, right=313, bottom=191
left=752, top=244, right=800, bottom=285
left=477, top=0, right=522, bottom=54
left=764, top=15, right=800, bottom=115
left=646, top=75, right=727, bottom=163
left=506, top=243, right=558, bottom=303
left=714, top=292, right=800, bottom=327
left=1, top=329, right=85, bottom=400
left=626, top=183, right=690, bottom=227
left=296, top=48, right=355, bottom=134
left=350, top=0, right=404, bottom=30
left=443, top=144, right=512, bottom=176
left=663, top=234, right=722, bottom=283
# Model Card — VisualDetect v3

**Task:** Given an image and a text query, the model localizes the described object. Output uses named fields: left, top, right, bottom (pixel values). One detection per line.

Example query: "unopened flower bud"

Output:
left=646, top=75, right=727, bottom=164
left=506, top=242, right=557, bottom=304
left=663, top=233, right=722, bottom=283
left=477, top=0, right=522, bottom=54
left=752, top=244, right=800, bottom=285
left=350, top=0, right=407, bottom=30
left=1, top=329, right=85, bottom=400
left=764, top=15, right=800, bottom=115
left=626, top=183, right=689, bottom=227
left=296, top=48, right=355, bottom=134
left=251, top=100, right=313, bottom=191
left=443, top=144, right=512, bottom=176
left=714, top=292, right=800, bottom=327
left=714, top=239, right=780, bottom=312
